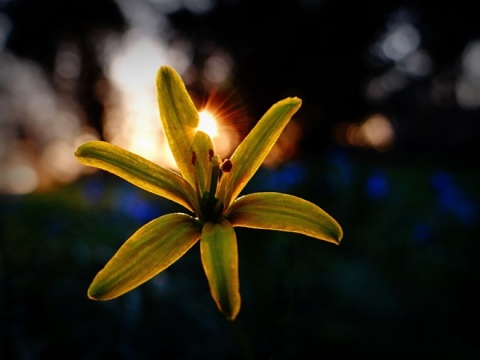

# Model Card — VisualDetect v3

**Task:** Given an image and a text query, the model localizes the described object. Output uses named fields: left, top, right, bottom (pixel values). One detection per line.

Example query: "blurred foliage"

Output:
left=1, top=155, right=479, bottom=359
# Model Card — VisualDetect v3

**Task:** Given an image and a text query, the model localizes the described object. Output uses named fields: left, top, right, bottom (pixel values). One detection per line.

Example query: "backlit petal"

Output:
left=200, top=219, right=241, bottom=320
left=191, top=130, right=215, bottom=197
left=218, top=97, right=302, bottom=208
left=227, top=192, right=343, bottom=244
left=156, top=66, right=199, bottom=187
left=88, top=213, right=202, bottom=300
left=75, top=141, right=197, bottom=212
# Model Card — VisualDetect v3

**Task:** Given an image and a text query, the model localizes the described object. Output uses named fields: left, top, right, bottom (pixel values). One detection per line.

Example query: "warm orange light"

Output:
left=334, top=114, right=395, bottom=151
left=360, top=114, right=395, bottom=151
left=102, top=32, right=182, bottom=171
left=263, top=119, right=302, bottom=167
left=194, top=89, right=247, bottom=159
left=198, top=110, right=219, bottom=138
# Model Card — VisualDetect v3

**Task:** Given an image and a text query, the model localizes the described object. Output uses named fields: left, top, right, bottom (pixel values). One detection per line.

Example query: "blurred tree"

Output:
left=2, top=0, right=126, bottom=135
left=2, top=0, right=480, bottom=160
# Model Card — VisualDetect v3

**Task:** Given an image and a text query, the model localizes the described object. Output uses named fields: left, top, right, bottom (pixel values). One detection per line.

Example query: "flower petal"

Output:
left=200, top=219, right=241, bottom=320
left=218, top=97, right=302, bottom=207
left=88, top=213, right=202, bottom=300
left=191, top=130, right=215, bottom=197
left=227, top=192, right=343, bottom=244
left=75, top=141, right=197, bottom=213
left=156, top=65, right=199, bottom=187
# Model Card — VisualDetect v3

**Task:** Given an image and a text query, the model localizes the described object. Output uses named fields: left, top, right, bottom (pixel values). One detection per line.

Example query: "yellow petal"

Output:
left=227, top=192, right=343, bottom=244
left=218, top=97, right=301, bottom=208
left=75, top=141, right=197, bottom=212
left=156, top=65, right=199, bottom=188
left=88, top=213, right=202, bottom=300
left=200, top=219, right=241, bottom=320
left=191, top=130, right=215, bottom=197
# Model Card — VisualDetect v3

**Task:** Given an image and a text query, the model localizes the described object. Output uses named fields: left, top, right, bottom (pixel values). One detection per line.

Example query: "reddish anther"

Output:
left=191, top=151, right=196, bottom=165
left=220, top=159, right=232, bottom=173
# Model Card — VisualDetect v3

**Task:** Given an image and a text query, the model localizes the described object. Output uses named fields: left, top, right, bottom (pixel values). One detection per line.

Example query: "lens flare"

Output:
left=198, top=110, right=219, bottom=138
left=193, top=88, right=248, bottom=159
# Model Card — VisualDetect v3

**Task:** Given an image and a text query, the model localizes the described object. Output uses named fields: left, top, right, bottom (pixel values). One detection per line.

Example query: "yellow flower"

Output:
left=75, top=66, right=343, bottom=320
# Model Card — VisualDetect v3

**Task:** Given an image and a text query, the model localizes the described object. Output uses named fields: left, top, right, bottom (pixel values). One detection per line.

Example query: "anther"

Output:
left=191, top=151, right=197, bottom=165
left=220, top=159, right=232, bottom=173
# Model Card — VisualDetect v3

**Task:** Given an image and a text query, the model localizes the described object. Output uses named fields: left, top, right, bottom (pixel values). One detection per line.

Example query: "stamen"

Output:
left=209, top=155, right=221, bottom=196
left=191, top=151, right=197, bottom=165
left=212, top=197, right=224, bottom=217
left=220, top=159, right=232, bottom=173
left=191, top=150, right=202, bottom=208
left=194, top=148, right=226, bottom=222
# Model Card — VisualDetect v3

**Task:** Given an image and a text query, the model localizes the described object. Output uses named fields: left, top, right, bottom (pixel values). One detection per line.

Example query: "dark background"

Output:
left=1, top=0, right=479, bottom=359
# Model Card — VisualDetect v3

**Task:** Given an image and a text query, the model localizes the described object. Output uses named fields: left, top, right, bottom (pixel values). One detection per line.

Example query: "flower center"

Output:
left=191, top=149, right=232, bottom=223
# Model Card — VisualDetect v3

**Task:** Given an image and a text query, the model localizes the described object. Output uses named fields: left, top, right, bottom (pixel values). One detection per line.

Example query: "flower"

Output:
left=75, top=65, right=343, bottom=320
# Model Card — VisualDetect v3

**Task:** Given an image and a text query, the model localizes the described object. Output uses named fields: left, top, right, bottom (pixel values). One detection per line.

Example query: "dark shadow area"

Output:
left=1, top=0, right=479, bottom=358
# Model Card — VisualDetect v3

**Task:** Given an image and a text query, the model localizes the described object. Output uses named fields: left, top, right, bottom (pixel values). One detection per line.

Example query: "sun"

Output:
left=197, top=110, right=219, bottom=138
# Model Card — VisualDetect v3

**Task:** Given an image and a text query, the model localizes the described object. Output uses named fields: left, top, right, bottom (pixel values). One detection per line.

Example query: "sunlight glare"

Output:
left=194, top=91, right=243, bottom=158
left=198, top=110, right=219, bottom=138
left=102, top=30, right=184, bottom=170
